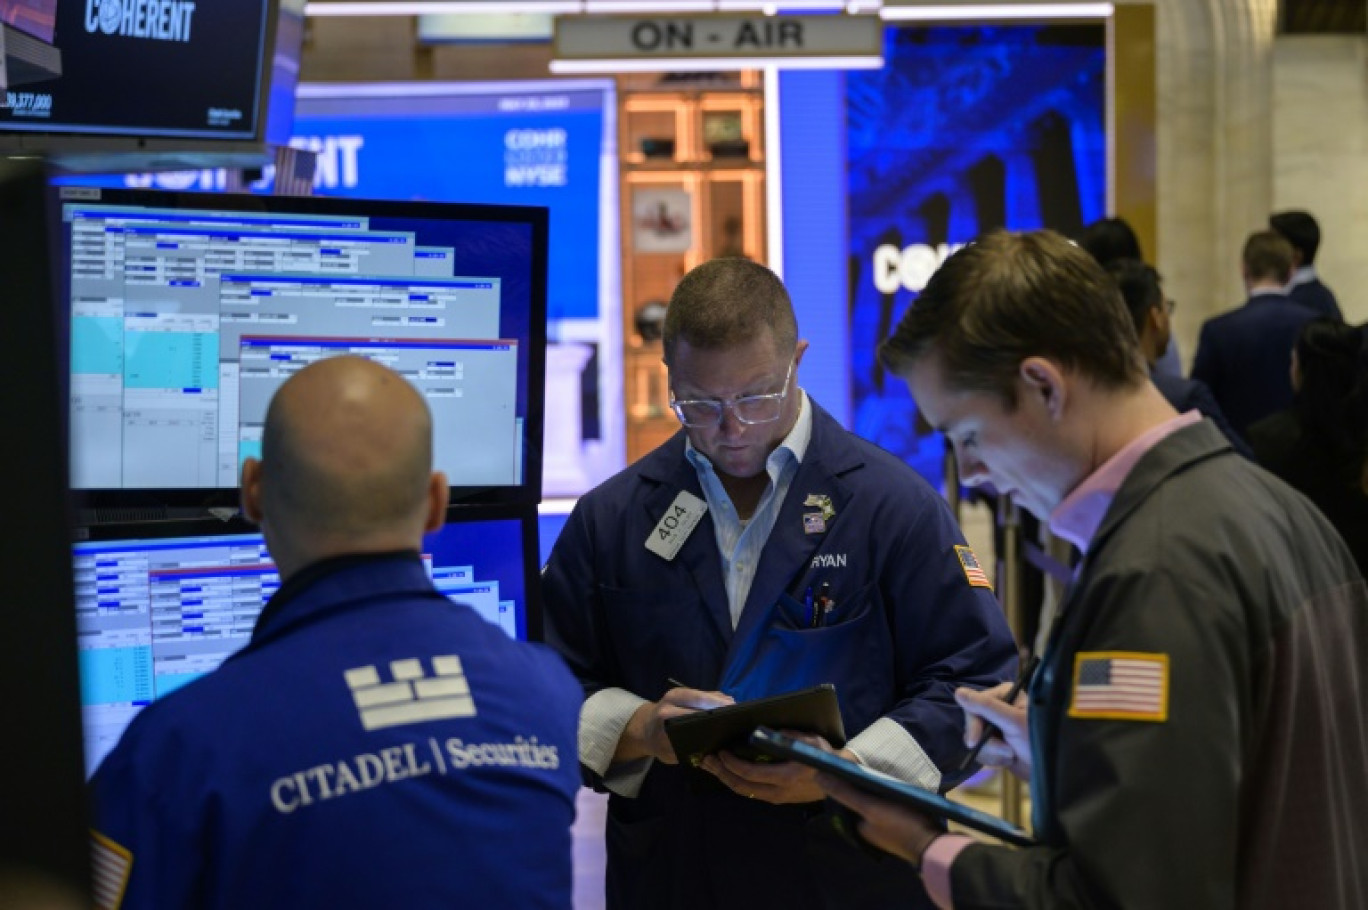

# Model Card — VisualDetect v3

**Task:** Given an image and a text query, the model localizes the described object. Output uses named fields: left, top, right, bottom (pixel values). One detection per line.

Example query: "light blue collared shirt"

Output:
left=685, top=390, right=813, bottom=628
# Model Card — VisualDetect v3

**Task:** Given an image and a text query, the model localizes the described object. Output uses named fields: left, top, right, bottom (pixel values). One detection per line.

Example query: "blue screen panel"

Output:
left=847, top=24, right=1107, bottom=485
left=72, top=515, right=533, bottom=776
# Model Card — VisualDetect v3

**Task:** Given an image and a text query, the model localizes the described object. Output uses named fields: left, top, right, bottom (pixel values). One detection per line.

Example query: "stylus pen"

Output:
left=958, top=654, right=1041, bottom=772
left=667, top=677, right=689, bottom=690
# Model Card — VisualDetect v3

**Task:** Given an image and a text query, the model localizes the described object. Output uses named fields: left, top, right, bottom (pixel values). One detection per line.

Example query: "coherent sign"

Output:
left=85, top=0, right=197, bottom=43
left=554, top=14, right=881, bottom=63
left=0, top=0, right=269, bottom=138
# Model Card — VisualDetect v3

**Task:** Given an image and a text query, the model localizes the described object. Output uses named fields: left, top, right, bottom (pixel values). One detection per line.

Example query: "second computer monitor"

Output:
left=72, top=509, right=541, bottom=776
left=59, top=186, right=547, bottom=512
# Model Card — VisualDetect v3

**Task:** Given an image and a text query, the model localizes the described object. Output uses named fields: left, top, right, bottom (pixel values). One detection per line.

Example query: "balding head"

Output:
left=241, top=356, right=448, bottom=577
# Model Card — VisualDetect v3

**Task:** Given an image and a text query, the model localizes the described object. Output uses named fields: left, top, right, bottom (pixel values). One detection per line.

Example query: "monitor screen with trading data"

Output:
left=72, top=511, right=539, bottom=776
left=58, top=186, right=547, bottom=511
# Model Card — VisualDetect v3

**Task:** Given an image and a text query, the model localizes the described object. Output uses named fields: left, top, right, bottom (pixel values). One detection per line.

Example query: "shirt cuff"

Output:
left=845, top=717, right=942, bottom=791
left=921, top=834, right=975, bottom=910
left=579, top=687, right=654, bottom=798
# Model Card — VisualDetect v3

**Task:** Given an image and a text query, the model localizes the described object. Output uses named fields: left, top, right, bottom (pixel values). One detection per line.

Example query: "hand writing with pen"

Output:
left=955, top=679, right=1034, bottom=781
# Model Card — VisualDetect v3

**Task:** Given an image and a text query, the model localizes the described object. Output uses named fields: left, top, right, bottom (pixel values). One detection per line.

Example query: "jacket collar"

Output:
left=1088, top=419, right=1232, bottom=551
left=1054, top=420, right=1232, bottom=622
left=243, top=552, right=436, bottom=654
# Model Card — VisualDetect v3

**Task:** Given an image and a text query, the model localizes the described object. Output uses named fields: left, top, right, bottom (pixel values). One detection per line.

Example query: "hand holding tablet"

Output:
left=749, top=727, right=1037, bottom=849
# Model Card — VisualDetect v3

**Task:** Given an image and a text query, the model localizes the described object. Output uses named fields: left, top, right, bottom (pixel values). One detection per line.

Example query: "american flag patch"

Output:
left=91, top=830, right=133, bottom=910
left=1068, top=652, right=1169, bottom=721
left=954, top=545, right=992, bottom=589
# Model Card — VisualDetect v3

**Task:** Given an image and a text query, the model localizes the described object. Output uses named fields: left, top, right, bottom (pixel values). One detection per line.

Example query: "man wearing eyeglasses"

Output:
left=1105, top=258, right=1252, bottom=459
left=542, top=258, right=1017, bottom=910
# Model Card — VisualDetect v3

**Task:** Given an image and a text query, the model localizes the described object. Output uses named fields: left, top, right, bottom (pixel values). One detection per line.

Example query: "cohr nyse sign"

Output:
left=553, top=14, right=881, bottom=65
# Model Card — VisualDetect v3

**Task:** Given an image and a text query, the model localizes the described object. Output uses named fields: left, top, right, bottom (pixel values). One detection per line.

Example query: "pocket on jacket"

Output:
left=725, top=582, right=892, bottom=733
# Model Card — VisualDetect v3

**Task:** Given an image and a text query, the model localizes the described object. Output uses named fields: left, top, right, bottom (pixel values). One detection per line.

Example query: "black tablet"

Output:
left=664, top=684, right=845, bottom=768
left=749, top=727, right=1038, bottom=847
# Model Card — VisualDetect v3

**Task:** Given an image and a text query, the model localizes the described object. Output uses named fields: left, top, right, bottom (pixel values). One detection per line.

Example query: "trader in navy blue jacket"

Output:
left=90, top=356, right=581, bottom=909
left=1191, top=230, right=1319, bottom=439
left=1270, top=209, right=1343, bottom=321
left=542, top=258, right=1018, bottom=910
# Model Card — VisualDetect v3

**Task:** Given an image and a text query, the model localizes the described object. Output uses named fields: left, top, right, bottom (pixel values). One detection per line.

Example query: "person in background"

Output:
left=90, top=356, right=581, bottom=910
left=1270, top=209, right=1342, bottom=321
left=820, top=229, right=1368, bottom=909
left=1191, top=230, right=1319, bottom=439
left=1106, top=258, right=1252, bottom=458
left=1247, top=318, right=1368, bottom=574
left=542, top=257, right=1018, bottom=910
left=1075, top=216, right=1181, bottom=378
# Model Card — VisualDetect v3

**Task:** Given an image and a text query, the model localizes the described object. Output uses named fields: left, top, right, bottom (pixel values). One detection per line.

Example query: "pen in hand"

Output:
left=958, top=654, right=1041, bottom=772
left=666, top=677, right=688, bottom=690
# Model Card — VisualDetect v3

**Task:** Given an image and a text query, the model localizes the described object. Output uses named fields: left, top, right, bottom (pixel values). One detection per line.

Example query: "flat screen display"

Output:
left=57, top=185, right=547, bottom=511
left=72, top=510, right=540, bottom=775
left=0, top=0, right=272, bottom=141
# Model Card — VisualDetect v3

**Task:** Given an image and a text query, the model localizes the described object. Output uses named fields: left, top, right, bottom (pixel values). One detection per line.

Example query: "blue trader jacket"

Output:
left=543, top=400, right=1018, bottom=910
left=91, top=553, right=581, bottom=910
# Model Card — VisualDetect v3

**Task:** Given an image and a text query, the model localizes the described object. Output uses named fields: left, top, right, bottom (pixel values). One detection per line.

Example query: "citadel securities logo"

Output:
left=86, top=0, right=197, bottom=43
left=266, top=654, right=561, bottom=815
left=345, top=655, right=476, bottom=731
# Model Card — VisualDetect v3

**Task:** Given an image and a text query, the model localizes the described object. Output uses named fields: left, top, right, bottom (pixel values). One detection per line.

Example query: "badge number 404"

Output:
left=644, top=491, right=708, bottom=562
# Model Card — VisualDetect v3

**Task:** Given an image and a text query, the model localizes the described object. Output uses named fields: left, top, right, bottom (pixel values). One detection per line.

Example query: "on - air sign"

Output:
left=552, top=14, right=882, bottom=68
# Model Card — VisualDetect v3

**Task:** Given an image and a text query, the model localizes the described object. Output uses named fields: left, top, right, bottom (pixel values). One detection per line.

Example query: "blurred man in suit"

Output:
left=1270, top=210, right=1342, bottom=321
left=1107, top=258, right=1252, bottom=458
left=1191, top=230, right=1318, bottom=438
left=1075, top=217, right=1181, bottom=378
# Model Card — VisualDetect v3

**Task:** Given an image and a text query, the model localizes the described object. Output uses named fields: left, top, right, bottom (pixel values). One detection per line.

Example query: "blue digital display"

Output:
left=847, top=24, right=1107, bottom=484
left=289, top=83, right=608, bottom=324
left=73, top=515, right=533, bottom=775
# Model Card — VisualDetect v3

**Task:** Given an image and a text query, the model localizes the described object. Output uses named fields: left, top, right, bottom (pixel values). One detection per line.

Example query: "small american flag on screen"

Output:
left=1068, top=652, right=1168, bottom=721
left=272, top=145, right=317, bottom=197
left=954, top=545, right=992, bottom=589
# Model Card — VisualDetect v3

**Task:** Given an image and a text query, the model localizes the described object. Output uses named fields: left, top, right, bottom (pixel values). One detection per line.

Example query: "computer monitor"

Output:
left=57, top=185, right=548, bottom=514
left=72, top=508, right=542, bottom=776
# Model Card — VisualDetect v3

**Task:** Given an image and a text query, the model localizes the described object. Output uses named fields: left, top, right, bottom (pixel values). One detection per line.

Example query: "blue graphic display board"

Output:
left=289, top=83, right=607, bottom=325
left=286, top=83, right=621, bottom=497
left=847, top=25, right=1106, bottom=485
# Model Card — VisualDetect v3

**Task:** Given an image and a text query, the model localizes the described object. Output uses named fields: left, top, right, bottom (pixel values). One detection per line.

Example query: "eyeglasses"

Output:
left=670, top=360, right=795, bottom=428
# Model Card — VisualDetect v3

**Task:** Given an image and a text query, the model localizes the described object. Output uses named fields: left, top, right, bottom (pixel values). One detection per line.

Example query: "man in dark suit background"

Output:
left=1270, top=210, right=1343, bottom=321
left=1075, top=217, right=1182, bottom=378
left=1192, top=230, right=1319, bottom=439
left=1107, top=258, right=1253, bottom=458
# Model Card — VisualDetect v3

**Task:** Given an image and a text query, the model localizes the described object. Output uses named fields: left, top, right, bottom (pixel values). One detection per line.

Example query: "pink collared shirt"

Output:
left=920, top=409, right=1202, bottom=909
left=1048, top=410, right=1202, bottom=554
